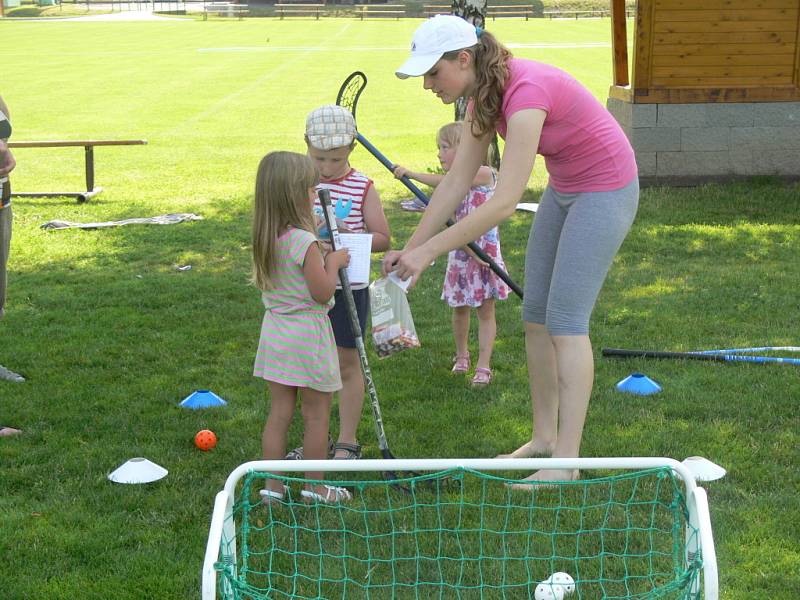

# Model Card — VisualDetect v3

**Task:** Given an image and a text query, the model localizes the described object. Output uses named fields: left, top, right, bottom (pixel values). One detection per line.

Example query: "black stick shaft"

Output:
left=602, top=348, right=727, bottom=362
left=355, top=133, right=524, bottom=299
left=318, top=189, right=393, bottom=455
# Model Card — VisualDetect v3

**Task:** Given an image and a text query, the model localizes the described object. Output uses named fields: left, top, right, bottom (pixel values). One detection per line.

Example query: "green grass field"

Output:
left=1, top=17, right=798, bottom=599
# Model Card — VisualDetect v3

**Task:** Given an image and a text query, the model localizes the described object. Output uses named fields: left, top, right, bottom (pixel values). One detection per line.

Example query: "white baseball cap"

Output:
left=395, top=15, right=479, bottom=79
left=305, top=104, right=357, bottom=150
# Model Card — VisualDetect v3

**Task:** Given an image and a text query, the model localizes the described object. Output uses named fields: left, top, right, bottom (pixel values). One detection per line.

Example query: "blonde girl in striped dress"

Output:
left=252, top=151, right=352, bottom=504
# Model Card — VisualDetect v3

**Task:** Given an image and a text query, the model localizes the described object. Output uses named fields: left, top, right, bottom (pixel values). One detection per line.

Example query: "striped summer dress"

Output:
left=253, top=227, right=341, bottom=392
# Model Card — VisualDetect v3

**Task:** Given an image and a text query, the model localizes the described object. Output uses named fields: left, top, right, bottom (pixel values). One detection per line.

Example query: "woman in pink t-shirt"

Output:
left=383, top=16, right=639, bottom=485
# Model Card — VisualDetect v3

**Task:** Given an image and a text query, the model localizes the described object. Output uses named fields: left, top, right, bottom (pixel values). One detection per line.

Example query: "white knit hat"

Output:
left=305, top=104, right=357, bottom=150
left=396, top=15, right=479, bottom=79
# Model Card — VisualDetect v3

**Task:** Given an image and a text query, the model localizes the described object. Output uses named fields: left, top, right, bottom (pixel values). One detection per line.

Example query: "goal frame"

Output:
left=202, top=457, right=718, bottom=600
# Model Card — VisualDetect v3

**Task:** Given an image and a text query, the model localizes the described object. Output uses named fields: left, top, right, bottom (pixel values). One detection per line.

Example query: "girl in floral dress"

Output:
left=393, top=122, right=509, bottom=386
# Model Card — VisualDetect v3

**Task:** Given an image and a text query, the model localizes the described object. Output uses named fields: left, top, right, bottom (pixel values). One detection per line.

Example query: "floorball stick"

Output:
left=335, top=71, right=524, bottom=299
left=602, top=347, right=800, bottom=366
left=318, top=188, right=412, bottom=487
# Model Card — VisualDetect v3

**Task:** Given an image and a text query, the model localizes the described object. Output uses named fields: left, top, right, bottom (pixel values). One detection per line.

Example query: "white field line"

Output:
left=197, top=42, right=611, bottom=53
left=165, top=21, right=354, bottom=135
left=10, top=9, right=188, bottom=21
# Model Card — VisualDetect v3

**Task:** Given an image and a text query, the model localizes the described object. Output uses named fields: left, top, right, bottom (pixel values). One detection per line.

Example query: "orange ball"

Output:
left=194, top=429, right=217, bottom=451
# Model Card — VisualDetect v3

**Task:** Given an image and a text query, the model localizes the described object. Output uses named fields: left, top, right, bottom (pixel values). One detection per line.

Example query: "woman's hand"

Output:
left=381, top=250, right=403, bottom=276
left=381, top=244, right=434, bottom=289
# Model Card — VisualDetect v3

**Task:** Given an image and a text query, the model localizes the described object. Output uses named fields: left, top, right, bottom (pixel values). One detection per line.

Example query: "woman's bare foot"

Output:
left=508, top=469, right=580, bottom=491
left=495, top=440, right=555, bottom=459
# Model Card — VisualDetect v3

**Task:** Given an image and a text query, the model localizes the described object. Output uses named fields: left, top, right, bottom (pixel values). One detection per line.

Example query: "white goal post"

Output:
left=203, top=457, right=718, bottom=600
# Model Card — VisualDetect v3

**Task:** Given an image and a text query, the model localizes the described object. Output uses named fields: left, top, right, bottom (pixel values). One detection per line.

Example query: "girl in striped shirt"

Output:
left=252, top=151, right=352, bottom=504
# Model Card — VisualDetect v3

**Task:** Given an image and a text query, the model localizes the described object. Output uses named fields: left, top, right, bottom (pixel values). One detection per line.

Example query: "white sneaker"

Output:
left=0, top=365, right=24, bottom=383
left=400, top=199, right=426, bottom=212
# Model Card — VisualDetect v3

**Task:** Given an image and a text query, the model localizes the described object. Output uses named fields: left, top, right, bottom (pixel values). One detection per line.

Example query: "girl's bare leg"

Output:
left=452, top=306, right=471, bottom=361
left=300, top=386, right=333, bottom=495
left=334, top=347, right=364, bottom=458
left=474, top=299, right=496, bottom=371
left=263, top=382, right=297, bottom=494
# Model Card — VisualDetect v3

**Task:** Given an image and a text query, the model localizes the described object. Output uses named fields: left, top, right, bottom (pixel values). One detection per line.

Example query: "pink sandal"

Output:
left=471, top=367, right=492, bottom=387
left=451, top=353, right=470, bottom=374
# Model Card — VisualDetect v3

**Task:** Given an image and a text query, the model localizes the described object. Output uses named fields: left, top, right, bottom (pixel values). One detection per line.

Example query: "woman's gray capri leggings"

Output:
left=522, top=178, right=639, bottom=335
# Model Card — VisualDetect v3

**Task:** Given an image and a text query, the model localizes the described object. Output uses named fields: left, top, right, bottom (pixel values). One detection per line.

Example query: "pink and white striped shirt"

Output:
left=315, top=167, right=374, bottom=289
left=315, top=168, right=372, bottom=233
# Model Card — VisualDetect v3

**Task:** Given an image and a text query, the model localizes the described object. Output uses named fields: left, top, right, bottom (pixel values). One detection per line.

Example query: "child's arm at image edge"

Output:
left=393, top=164, right=445, bottom=188
left=362, top=185, right=391, bottom=252
left=394, top=165, right=491, bottom=189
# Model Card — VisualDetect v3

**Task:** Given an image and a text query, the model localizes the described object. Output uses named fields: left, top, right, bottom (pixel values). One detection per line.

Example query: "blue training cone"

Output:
left=179, top=390, right=228, bottom=409
left=616, top=373, right=662, bottom=395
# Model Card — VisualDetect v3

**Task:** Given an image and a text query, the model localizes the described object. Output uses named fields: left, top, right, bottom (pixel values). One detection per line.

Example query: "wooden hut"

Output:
left=607, top=0, right=800, bottom=185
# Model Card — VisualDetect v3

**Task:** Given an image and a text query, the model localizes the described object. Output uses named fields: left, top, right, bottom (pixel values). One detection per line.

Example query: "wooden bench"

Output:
left=423, top=4, right=451, bottom=17
left=356, top=4, right=405, bottom=19
left=274, top=3, right=325, bottom=19
left=203, top=2, right=248, bottom=20
left=543, top=9, right=630, bottom=19
left=487, top=5, right=533, bottom=20
left=7, top=140, right=147, bottom=203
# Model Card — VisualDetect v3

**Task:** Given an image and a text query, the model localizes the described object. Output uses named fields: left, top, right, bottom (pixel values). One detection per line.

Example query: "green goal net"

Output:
left=205, top=459, right=713, bottom=599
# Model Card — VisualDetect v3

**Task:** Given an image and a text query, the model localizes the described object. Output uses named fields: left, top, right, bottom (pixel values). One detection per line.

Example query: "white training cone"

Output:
left=682, top=456, right=726, bottom=482
left=108, top=457, right=168, bottom=484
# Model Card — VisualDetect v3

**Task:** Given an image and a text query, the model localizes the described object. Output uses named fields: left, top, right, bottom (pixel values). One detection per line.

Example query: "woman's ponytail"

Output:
left=469, top=31, right=511, bottom=138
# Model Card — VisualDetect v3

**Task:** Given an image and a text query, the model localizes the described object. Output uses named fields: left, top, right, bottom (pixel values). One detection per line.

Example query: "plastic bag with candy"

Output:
left=369, top=276, right=420, bottom=358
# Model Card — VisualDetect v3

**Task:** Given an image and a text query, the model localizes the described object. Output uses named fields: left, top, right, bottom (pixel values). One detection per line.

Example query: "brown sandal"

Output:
left=285, top=436, right=335, bottom=460
left=451, top=353, right=470, bottom=374
left=333, top=442, right=362, bottom=460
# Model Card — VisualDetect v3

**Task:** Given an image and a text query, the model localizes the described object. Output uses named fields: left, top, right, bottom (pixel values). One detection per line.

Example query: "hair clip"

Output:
left=475, top=26, right=483, bottom=38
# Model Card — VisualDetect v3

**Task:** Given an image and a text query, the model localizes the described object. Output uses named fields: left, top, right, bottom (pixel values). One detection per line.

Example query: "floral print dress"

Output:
left=441, top=174, right=510, bottom=308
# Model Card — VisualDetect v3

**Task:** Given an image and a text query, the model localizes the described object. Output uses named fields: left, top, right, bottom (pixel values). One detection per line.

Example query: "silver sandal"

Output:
left=259, top=484, right=290, bottom=504
left=301, top=485, right=351, bottom=504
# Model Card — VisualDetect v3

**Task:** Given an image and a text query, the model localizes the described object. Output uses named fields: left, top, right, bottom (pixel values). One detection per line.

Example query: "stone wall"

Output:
left=607, top=99, right=800, bottom=186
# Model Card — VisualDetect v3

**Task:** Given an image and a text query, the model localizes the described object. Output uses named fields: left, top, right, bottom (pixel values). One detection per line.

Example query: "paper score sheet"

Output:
left=338, top=233, right=373, bottom=284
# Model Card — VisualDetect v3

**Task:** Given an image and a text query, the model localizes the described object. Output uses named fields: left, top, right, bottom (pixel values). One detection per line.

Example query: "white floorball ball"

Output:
left=550, top=572, right=576, bottom=594
left=534, top=583, right=565, bottom=600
